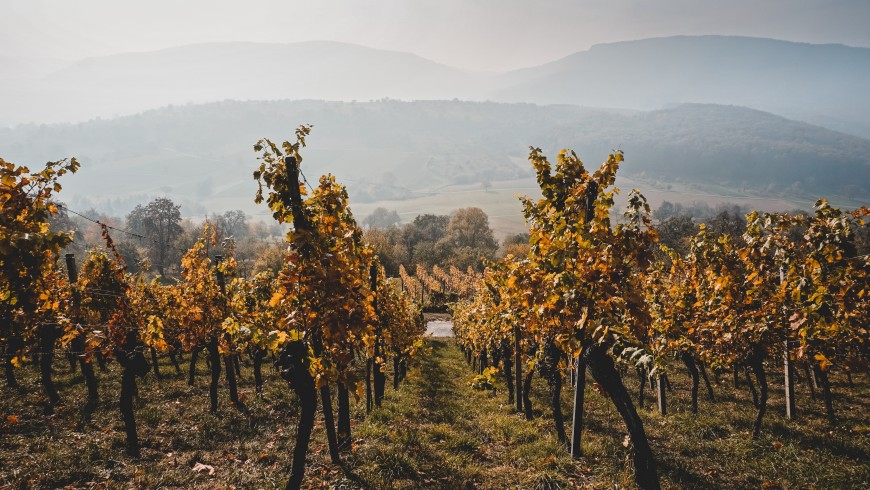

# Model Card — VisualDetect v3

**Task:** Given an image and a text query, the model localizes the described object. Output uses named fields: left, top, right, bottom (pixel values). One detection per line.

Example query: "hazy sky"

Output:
left=3, top=0, right=870, bottom=71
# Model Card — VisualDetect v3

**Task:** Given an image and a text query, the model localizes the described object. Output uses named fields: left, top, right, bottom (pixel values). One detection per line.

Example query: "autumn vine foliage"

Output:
left=1, top=155, right=170, bottom=454
left=61, top=247, right=127, bottom=414
left=228, top=270, right=281, bottom=393
left=643, top=201, right=869, bottom=435
left=526, top=150, right=659, bottom=490
left=76, top=225, right=153, bottom=455
left=454, top=147, right=662, bottom=489
left=253, top=125, right=429, bottom=488
left=644, top=244, right=714, bottom=415
left=789, top=204, right=870, bottom=384
left=375, top=270, right=426, bottom=389
left=175, top=223, right=241, bottom=411
left=1, top=157, right=78, bottom=411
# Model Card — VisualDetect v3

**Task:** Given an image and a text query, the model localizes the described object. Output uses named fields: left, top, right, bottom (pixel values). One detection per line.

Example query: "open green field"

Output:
left=2, top=338, right=868, bottom=489
left=347, top=176, right=814, bottom=240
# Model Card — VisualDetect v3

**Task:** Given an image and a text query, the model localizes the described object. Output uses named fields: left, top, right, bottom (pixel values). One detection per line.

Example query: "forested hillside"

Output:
left=2, top=100, right=867, bottom=217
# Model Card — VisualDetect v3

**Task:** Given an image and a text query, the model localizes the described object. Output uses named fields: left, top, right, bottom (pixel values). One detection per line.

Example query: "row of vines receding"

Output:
left=0, top=127, right=427, bottom=489
left=452, top=147, right=869, bottom=490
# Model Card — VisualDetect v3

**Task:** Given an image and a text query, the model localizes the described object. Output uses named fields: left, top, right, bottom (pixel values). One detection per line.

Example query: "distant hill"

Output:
left=0, top=41, right=482, bottom=125
left=2, top=36, right=869, bottom=139
left=1, top=100, right=867, bottom=217
left=0, top=55, right=70, bottom=80
left=493, top=36, right=870, bottom=138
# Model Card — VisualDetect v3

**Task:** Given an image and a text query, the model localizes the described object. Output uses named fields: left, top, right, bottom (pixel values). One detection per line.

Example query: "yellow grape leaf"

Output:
left=814, top=353, right=831, bottom=370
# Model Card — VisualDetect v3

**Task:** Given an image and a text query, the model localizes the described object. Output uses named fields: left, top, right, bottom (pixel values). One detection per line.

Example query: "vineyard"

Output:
left=1, top=131, right=869, bottom=489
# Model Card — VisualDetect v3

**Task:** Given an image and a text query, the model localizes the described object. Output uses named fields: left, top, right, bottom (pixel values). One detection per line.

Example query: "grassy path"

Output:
left=339, top=338, right=589, bottom=489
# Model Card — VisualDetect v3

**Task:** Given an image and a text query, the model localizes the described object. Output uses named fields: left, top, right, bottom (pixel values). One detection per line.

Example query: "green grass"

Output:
left=340, top=339, right=586, bottom=489
left=1, top=340, right=868, bottom=488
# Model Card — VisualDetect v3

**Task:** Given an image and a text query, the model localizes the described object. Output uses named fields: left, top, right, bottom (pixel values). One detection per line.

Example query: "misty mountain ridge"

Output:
left=1, top=100, right=867, bottom=221
left=0, top=41, right=481, bottom=125
left=1, top=36, right=868, bottom=138
left=0, top=55, right=71, bottom=80
left=495, top=35, right=870, bottom=138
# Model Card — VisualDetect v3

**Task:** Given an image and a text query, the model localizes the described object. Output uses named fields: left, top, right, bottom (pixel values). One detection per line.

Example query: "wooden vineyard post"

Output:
left=514, top=324, right=522, bottom=413
left=370, top=263, right=385, bottom=407
left=570, top=359, right=575, bottom=387
left=366, top=265, right=375, bottom=414
left=365, top=358, right=373, bottom=413
left=570, top=355, right=585, bottom=457
left=780, top=268, right=796, bottom=420
left=784, top=340, right=796, bottom=420
left=65, top=254, right=99, bottom=416
left=478, top=349, right=486, bottom=375
left=366, top=260, right=375, bottom=414
left=656, top=374, right=667, bottom=415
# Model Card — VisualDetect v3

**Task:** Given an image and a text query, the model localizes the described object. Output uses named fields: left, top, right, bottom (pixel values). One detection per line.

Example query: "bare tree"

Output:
left=127, top=197, right=183, bottom=276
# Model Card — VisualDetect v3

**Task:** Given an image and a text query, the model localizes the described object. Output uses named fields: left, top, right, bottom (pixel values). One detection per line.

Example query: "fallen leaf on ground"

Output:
left=192, top=463, right=215, bottom=475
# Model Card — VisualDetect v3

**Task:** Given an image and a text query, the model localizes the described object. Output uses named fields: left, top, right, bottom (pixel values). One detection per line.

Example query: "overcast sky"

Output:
left=3, top=0, right=869, bottom=71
